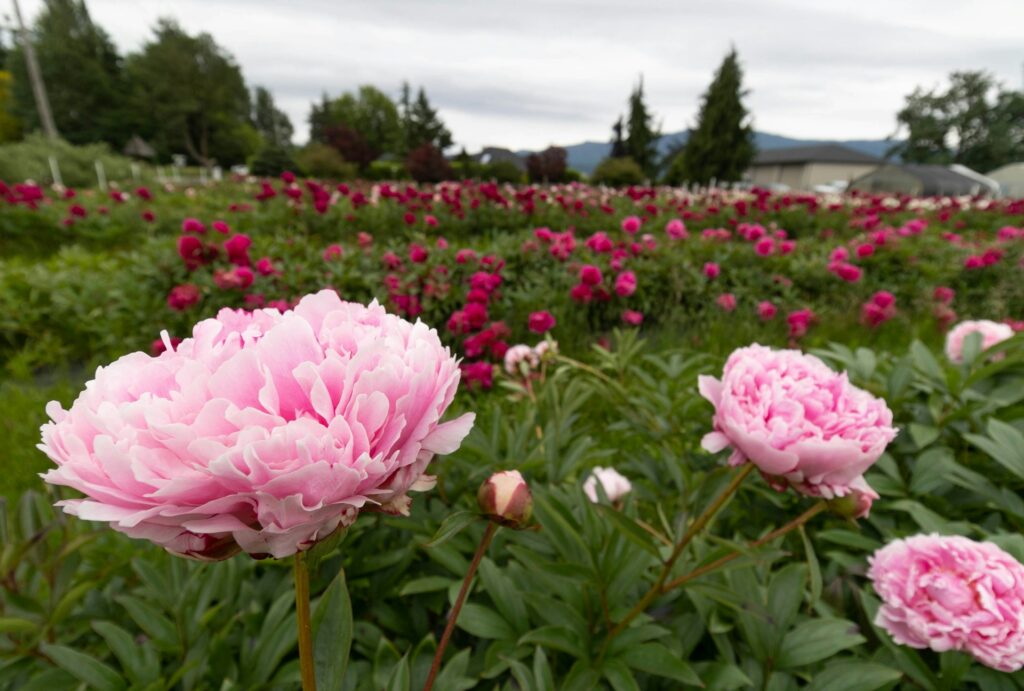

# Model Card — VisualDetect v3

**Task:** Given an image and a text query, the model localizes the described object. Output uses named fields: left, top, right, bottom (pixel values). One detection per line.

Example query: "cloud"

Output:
left=16, top=0, right=1024, bottom=151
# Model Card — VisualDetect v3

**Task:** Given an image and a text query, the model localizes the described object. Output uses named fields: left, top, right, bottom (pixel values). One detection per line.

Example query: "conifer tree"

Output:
left=625, top=77, right=660, bottom=177
left=672, top=48, right=756, bottom=185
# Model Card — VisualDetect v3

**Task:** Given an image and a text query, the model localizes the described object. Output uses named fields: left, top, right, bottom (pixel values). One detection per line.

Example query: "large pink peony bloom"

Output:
left=699, top=345, right=896, bottom=506
left=40, top=290, right=474, bottom=560
left=869, top=534, right=1024, bottom=672
left=945, top=319, right=1014, bottom=363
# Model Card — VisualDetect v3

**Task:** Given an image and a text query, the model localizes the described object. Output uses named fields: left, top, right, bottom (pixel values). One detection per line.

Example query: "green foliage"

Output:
left=6, top=0, right=123, bottom=146
left=479, top=160, right=524, bottom=183
left=624, top=77, right=660, bottom=178
left=0, top=71, right=20, bottom=143
left=670, top=48, right=756, bottom=185
left=399, top=82, right=453, bottom=154
left=0, top=133, right=133, bottom=186
left=252, top=85, right=294, bottom=148
left=891, top=71, right=1024, bottom=172
left=250, top=143, right=299, bottom=177
left=295, top=143, right=356, bottom=179
left=123, top=19, right=254, bottom=166
left=311, top=85, right=402, bottom=166
left=590, top=156, right=645, bottom=186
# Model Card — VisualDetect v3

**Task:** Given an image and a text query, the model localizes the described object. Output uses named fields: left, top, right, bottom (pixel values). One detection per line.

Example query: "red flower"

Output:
left=570, top=283, right=593, bottom=303
left=182, top=218, right=206, bottom=234
left=212, top=220, right=230, bottom=234
left=579, top=264, right=603, bottom=286
left=224, top=234, right=252, bottom=267
left=323, top=244, right=343, bottom=261
left=167, top=284, right=201, bottom=311
left=409, top=243, right=429, bottom=263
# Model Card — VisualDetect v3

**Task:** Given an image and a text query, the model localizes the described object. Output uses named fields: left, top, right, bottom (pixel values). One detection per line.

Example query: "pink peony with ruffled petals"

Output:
left=869, top=534, right=1024, bottom=672
left=945, top=319, right=1014, bottom=363
left=40, top=290, right=474, bottom=560
left=699, top=345, right=896, bottom=505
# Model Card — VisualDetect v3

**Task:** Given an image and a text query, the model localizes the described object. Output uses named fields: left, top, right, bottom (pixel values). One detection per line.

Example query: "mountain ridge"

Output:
left=515, top=130, right=895, bottom=174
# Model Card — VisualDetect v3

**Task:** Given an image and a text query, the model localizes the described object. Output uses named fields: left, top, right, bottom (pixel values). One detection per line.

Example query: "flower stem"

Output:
left=661, top=500, right=828, bottom=592
left=424, top=521, right=498, bottom=691
left=294, top=550, right=317, bottom=691
left=598, top=464, right=754, bottom=659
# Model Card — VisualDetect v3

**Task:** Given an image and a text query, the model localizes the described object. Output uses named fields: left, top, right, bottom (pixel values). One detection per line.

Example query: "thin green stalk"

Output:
left=294, top=550, right=317, bottom=691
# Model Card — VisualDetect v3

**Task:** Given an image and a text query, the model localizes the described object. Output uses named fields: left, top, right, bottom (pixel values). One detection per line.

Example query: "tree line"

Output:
left=1, top=1, right=1020, bottom=183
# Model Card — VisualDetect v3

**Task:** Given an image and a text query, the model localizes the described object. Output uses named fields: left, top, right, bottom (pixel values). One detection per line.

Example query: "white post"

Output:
left=131, top=163, right=140, bottom=181
left=173, top=167, right=181, bottom=183
left=212, top=166, right=222, bottom=181
left=95, top=160, right=107, bottom=191
left=48, top=155, right=63, bottom=187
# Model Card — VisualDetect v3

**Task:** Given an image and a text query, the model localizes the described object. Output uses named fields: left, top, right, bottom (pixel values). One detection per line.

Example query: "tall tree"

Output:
left=0, top=71, right=20, bottom=142
left=312, top=85, right=401, bottom=165
left=124, top=19, right=257, bottom=165
left=625, top=77, right=660, bottom=177
left=671, top=49, right=755, bottom=185
left=890, top=71, right=1024, bottom=172
left=252, top=86, right=293, bottom=147
left=609, top=116, right=627, bottom=158
left=405, top=87, right=452, bottom=152
left=526, top=146, right=568, bottom=183
left=7, top=0, right=123, bottom=145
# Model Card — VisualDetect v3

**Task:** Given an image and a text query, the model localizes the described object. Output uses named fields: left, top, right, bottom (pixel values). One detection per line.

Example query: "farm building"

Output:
left=849, top=164, right=996, bottom=196
left=746, top=144, right=881, bottom=190
left=988, top=163, right=1024, bottom=198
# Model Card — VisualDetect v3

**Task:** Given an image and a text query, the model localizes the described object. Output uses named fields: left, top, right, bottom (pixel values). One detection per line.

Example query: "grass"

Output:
left=0, top=375, right=81, bottom=499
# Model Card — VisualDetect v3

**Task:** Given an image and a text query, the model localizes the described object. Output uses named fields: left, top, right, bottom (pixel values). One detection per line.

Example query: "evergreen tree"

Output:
left=7, top=0, right=123, bottom=145
left=308, top=93, right=332, bottom=143
left=671, top=48, right=756, bottom=185
left=609, top=116, right=627, bottom=158
left=625, top=77, right=660, bottom=177
left=123, top=19, right=257, bottom=165
left=398, top=81, right=413, bottom=152
left=252, top=86, right=293, bottom=147
left=404, top=86, right=452, bottom=152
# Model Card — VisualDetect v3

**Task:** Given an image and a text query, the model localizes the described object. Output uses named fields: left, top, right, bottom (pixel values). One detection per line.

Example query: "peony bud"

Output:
left=478, top=470, right=533, bottom=527
left=827, top=488, right=875, bottom=519
left=583, top=467, right=632, bottom=503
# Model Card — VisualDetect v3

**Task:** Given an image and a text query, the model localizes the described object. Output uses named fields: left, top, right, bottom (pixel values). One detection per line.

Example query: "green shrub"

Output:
left=295, top=143, right=357, bottom=180
left=479, top=159, right=524, bottom=183
left=0, top=134, right=135, bottom=187
left=249, top=143, right=299, bottom=177
left=590, top=156, right=646, bottom=186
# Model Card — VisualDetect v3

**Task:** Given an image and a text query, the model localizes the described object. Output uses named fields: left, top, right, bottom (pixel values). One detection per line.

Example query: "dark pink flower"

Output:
left=224, top=234, right=252, bottom=267
left=717, top=293, right=737, bottom=312
left=622, top=309, right=644, bottom=325
left=703, top=262, right=720, bottom=279
left=182, top=218, right=206, bottom=234
left=614, top=271, right=637, bottom=297
left=758, top=301, right=777, bottom=321
left=167, top=284, right=201, bottom=311
left=580, top=264, right=603, bottom=286
left=528, top=311, right=556, bottom=333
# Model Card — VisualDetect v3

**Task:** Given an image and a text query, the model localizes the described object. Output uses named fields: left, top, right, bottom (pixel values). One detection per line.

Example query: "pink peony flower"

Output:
left=614, top=271, right=637, bottom=297
left=409, top=243, right=429, bottom=264
left=583, top=467, right=631, bottom=503
left=703, top=262, right=720, bottom=279
left=699, top=345, right=897, bottom=504
left=665, top=218, right=688, bottom=240
left=323, top=244, right=343, bottom=262
left=717, top=293, right=737, bottom=312
left=40, top=291, right=475, bottom=559
left=869, top=534, right=1024, bottom=672
left=945, top=320, right=1014, bottom=363
left=211, top=220, right=230, bottom=234
left=182, top=218, right=206, bottom=234
left=757, top=301, right=777, bottom=321
left=621, top=216, right=641, bottom=235
left=933, top=286, right=955, bottom=304
left=622, top=309, right=643, bottom=325
left=528, top=310, right=556, bottom=334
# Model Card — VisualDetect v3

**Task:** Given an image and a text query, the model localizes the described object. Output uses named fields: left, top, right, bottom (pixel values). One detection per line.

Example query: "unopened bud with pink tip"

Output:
left=478, top=470, right=533, bottom=528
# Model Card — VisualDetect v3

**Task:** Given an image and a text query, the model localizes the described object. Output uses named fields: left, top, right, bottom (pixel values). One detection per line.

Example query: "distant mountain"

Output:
left=517, top=131, right=896, bottom=175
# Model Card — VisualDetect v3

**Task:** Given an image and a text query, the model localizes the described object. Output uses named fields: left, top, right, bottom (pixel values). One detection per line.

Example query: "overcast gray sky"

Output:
left=14, top=0, right=1024, bottom=151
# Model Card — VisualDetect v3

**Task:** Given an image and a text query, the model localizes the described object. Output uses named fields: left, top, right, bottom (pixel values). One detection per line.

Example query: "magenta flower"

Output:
left=621, top=216, right=641, bottom=235
left=528, top=311, right=556, bottom=333
left=580, top=265, right=603, bottom=286
left=933, top=286, right=955, bottom=304
left=212, top=220, right=231, bottom=234
left=717, top=293, right=737, bottom=312
left=700, top=345, right=896, bottom=505
left=757, top=301, right=777, bottom=321
left=182, top=218, right=206, bottom=234
left=703, top=262, right=720, bottom=279
left=40, top=292, right=475, bottom=559
left=167, top=284, right=201, bottom=311
left=224, top=234, right=252, bottom=267
left=323, top=244, right=343, bottom=262
left=409, top=243, right=429, bottom=264
left=614, top=271, right=637, bottom=297
left=869, top=534, right=1024, bottom=672
left=665, top=219, right=688, bottom=240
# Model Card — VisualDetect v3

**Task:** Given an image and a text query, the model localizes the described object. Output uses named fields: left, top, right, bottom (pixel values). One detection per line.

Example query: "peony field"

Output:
left=2, top=174, right=1024, bottom=690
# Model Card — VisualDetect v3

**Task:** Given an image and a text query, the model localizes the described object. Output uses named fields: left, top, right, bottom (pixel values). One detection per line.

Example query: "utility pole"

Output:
left=11, top=0, right=59, bottom=140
